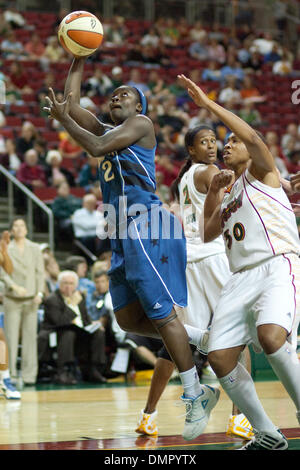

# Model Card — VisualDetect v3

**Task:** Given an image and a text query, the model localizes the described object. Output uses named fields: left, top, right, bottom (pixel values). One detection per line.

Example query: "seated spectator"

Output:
left=155, top=155, right=179, bottom=187
left=38, top=270, right=107, bottom=385
left=44, top=149, right=75, bottom=187
left=240, top=76, right=262, bottom=102
left=78, top=157, right=100, bottom=192
left=43, top=36, right=67, bottom=63
left=82, top=67, right=113, bottom=97
left=0, top=138, right=21, bottom=174
left=161, top=17, right=180, bottom=46
left=65, top=256, right=96, bottom=309
left=16, top=149, right=47, bottom=190
left=24, top=33, right=45, bottom=60
left=110, top=66, right=124, bottom=89
left=104, top=16, right=128, bottom=46
left=189, top=20, right=207, bottom=42
left=0, top=30, right=25, bottom=59
left=88, top=270, right=112, bottom=323
left=15, top=121, right=37, bottom=156
left=281, top=123, right=300, bottom=154
left=218, top=76, right=241, bottom=105
left=251, top=32, right=276, bottom=55
left=189, top=36, right=209, bottom=61
left=239, top=101, right=262, bottom=126
left=245, top=50, right=264, bottom=74
left=147, top=70, right=167, bottom=97
left=263, top=43, right=282, bottom=64
left=52, top=182, right=82, bottom=240
left=207, top=38, right=226, bottom=64
left=141, top=27, right=160, bottom=48
left=72, top=194, right=108, bottom=257
left=8, top=62, right=33, bottom=94
left=202, top=60, right=222, bottom=82
left=59, top=133, right=83, bottom=160
left=4, top=6, right=26, bottom=29
left=43, top=250, right=60, bottom=298
left=272, top=50, right=292, bottom=75
left=0, top=10, right=12, bottom=35
left=285, top=150, right=300, bottom=174
left=220, top=55, right=244, bottom=83
left=126, top=69, right=150, bottom=95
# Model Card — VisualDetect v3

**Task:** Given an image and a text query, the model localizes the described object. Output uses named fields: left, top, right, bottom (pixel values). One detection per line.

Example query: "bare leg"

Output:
left=115, top=300, right=194, bottom=372
left=144, top=358, right=175, bottom=414
left=135, top=346, right=158, bottom=367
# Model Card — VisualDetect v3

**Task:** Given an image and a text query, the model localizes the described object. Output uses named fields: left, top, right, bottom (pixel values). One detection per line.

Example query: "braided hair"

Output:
left=171, top=125, right=214, bottom=201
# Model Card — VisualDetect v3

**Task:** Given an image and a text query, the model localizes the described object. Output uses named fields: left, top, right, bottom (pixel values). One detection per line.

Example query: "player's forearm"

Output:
left=60, top=114, right=104, bottom=157
left=64, top=57, right=85, bottom=103
left=205, top=98, right=258, bottom=145
left=203, top=185, right=223, bottom=242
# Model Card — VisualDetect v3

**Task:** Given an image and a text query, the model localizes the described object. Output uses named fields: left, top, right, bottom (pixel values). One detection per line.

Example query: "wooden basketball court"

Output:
left=0, top=372, right=299, bottom=452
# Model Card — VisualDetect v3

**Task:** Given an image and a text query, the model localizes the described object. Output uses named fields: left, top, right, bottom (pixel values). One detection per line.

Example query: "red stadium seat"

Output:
left=5, top=116, right=22, bottom=127
left=34, top=187, right=57, bottom=203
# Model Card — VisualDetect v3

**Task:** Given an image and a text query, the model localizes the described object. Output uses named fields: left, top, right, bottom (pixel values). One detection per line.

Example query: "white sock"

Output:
left=184, top=324, right=207, bottom=347
left=179, top=366, right=202, bottom=399
left=267, top=342, right=300, bottom=412
left=219, top=362, right=278, bottom=433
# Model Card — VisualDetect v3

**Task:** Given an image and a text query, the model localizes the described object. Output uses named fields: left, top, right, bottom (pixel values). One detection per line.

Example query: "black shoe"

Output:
left=55, top=370, right=78, bottom=385
left=88, top=367, right=107, bottom=384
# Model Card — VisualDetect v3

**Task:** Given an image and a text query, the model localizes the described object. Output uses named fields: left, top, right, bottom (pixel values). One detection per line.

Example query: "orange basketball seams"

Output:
left=67, top=30, right=103, bottom=49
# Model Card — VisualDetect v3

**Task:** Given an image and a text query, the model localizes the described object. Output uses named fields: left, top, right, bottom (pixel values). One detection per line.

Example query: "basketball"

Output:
left=58, top=11, right=103, bottom=57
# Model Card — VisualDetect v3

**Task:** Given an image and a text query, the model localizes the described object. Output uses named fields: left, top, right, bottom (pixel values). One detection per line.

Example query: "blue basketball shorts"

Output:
left=108, top=206, right=187, bottom=320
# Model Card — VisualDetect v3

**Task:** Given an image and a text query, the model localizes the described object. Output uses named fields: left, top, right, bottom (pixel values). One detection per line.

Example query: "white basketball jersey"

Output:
left=221, top=168, right=300, bottom=273
left=179, top=163, right=225, bottom=262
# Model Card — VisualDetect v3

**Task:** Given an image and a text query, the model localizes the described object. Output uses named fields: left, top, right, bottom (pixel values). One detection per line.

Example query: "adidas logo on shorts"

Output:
left=153, top=302, right=162, bottom=309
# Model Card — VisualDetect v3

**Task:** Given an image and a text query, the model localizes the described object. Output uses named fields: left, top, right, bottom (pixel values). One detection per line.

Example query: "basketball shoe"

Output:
left=135, top=409, right=158, bottom=436
left=181, top=384, right=220, bottom=440
left=0, top=377, right=21, bottom=400
left=238, top=429, right=288, bottom=450
left=226, top=413, right=254, bottom=440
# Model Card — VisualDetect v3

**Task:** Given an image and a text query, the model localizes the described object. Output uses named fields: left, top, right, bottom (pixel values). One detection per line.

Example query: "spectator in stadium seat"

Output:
left=189, top=36, right=210, bottom=61
left=59, top=133, right=83, bottom=160
left=207, top=38, right=226, bottom=64
left=281, top=123, right=300, bottom=154
left=240, top=76, right=262, bottom=102
left=110, top=66, right=124, bottom=89
left=44, top=149, right=75, bottom=187
left=44, top=36, right=67, bottom=64
left=126, top=69, right=150, bottom=95
left=239, top=100, right=262, bottom=127
left=72, top=193, right=108, bottom=257
left=39, top=270, right=107, bottom=385
left=52, top=181, right=82, bottom=241
left=8, top=62, right=33, bottom=93
left=0, top=10, right=12, bottom=35
left=16, top=148, right=47, bottom=190
left=141, top=27, right=160, bottom=48
left=78, top=156, right=100, bottom=192
left=263, top=43, right=282, bottom=64
left=0, top=30, right=25, bottom=59
left=24, top=33, right=45, bottom=60
left=82, top=67, right=113, bottom=97
left=15, top=121, right=37, bottom=156
left=220, top=54, right=245, bottom=83
left=272, top=49, right=293, bottom=75
left=65, top=256, right=96, bottom=309
left=202, top=60, right=222, bottom=82
left=0, top=138, right=21, bottom=174
left=218, top=76, right=241, bottom=105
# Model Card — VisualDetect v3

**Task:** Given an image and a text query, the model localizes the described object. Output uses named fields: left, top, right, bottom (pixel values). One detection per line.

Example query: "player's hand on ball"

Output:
left=210, top=170, right=234, bottom=192
left=44, top=87, right=72, bottom=122
left=177, top=74, right=210, bottom=108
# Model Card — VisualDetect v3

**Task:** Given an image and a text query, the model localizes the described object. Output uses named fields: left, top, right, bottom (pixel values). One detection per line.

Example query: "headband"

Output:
left=133, top=87, right=148, bottom=115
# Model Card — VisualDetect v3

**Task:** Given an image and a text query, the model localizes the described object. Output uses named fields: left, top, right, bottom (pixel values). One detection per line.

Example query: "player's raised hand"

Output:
left=210, top=170, right=235, bottom=192
left=177, top=74, right=210, bottom=108
left=44, top=88, right=72, bottom=122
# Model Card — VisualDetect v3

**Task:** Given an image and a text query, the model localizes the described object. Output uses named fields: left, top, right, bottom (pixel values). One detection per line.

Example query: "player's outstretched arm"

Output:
left=177, top=74, right=277, bottom=179
left=45, top=88, right=151, bottom=157
left=63, top=57, right=109, bottom=136
left=203, top=170, right=234, bottom=242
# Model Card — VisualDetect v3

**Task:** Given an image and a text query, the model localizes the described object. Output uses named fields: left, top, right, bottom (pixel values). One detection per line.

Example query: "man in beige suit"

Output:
left=1, top=218, right=45, bottom=385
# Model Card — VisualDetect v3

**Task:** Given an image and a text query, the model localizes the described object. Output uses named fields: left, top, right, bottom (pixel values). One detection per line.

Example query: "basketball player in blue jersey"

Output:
left=44, top=57, right=219, bottom=440
left=178, top=74, right=300, bottom=450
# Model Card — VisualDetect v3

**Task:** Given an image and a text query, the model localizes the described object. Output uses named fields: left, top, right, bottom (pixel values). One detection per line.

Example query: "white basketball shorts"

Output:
left=176, top=252, right=231, bottom=329
left=208, top=253, right=300, bottom=353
